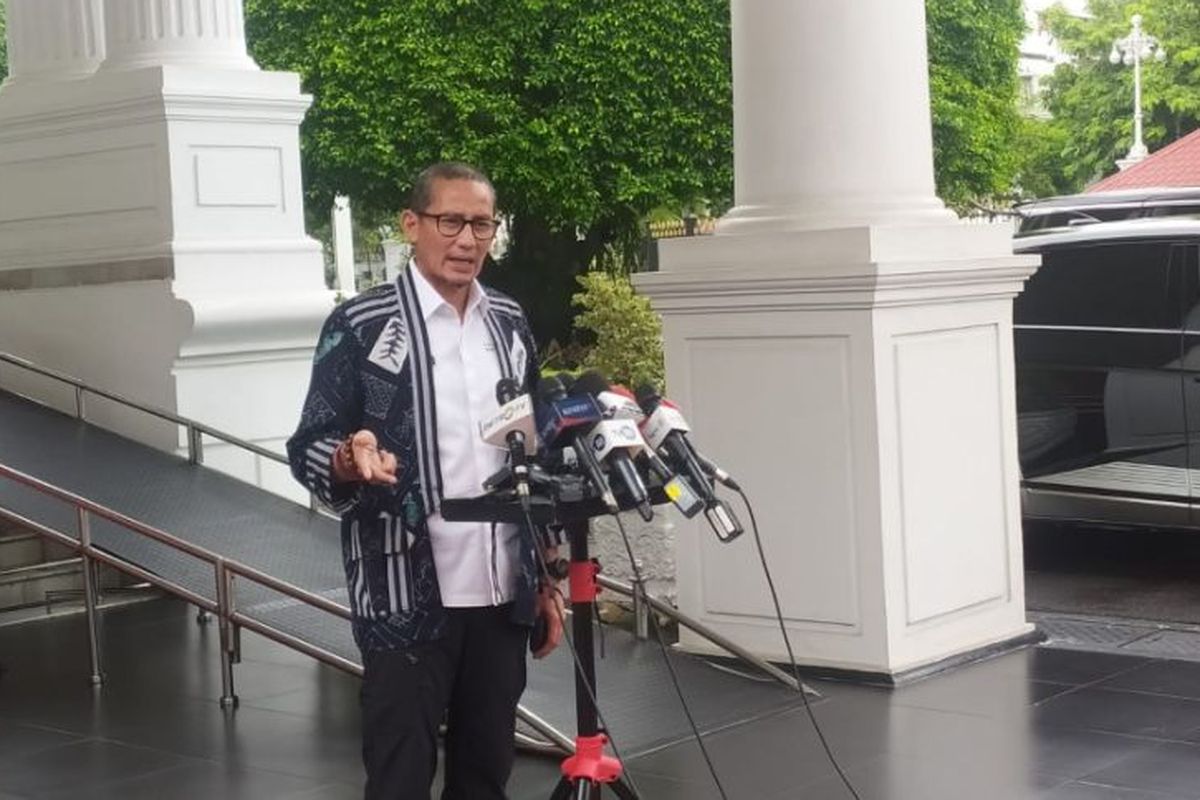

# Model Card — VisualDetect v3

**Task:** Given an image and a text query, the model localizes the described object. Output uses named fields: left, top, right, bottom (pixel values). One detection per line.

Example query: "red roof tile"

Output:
left=1088, top=128, right=1200, bottom=192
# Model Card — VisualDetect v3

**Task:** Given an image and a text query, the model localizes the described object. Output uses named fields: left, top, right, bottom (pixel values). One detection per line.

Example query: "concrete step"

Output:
left=0, top=532, right=45, bottom=571
left=0, top=515, right=89, bottom=611
left=0, top=558, right=84, bottom=611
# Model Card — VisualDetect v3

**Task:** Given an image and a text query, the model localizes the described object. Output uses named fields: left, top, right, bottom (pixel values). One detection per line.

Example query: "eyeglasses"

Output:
left=417, top=213, right=500, bottom=240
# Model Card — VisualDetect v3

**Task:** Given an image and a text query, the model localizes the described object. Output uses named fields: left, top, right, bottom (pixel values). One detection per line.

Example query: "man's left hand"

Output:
left=532, top=585, right=565, bottom=660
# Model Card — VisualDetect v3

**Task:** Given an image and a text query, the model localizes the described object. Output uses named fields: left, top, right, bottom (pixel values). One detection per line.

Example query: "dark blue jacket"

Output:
left=286, top=268, right=541, bottom=652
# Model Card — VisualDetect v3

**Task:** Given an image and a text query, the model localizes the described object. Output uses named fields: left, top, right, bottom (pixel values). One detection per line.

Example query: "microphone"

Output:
left=570, top=372, right=655, bottom=522
left=597, top=384, right=647, bottom=422
left=535, top=376, right=618, bottom=512
left=695, top=453, right=742, bottom=491
left=582, top=375, right=704, bottom=519
left=635, top=384, right=744, bottom=542
left=635, top=384, right=716, bottom=503
left=482, top=378, right=537, bottom=508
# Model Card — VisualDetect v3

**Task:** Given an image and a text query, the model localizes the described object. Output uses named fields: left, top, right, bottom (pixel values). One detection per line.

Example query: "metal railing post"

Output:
left=632, top=578, right=650, bottom=641
left=186, top=425, right=204, bottom=465
left=215, top=560, right=238, bottom=709
left=77, top=508, right=104, bottom=686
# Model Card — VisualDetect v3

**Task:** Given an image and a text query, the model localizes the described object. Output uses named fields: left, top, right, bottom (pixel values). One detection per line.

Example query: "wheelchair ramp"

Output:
left=0, top=388, right=806, bottom=756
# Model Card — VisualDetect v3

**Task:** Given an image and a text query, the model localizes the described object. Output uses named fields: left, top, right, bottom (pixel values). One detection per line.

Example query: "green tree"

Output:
left=926, top=0, right=1027, bottom=210
left=1038, top=0, right=1200, bottom=192
left=244, top=0, right=732, bottom=348
left=1, top=2, right=8, bottom=85
left=244, top=0, right=1025, bottom=345
left=1012, top=116, right=1078, bottom=199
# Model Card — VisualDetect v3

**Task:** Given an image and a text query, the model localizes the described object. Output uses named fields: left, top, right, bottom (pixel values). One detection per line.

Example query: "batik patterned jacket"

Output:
left=286, top=268, right=541, bottom=653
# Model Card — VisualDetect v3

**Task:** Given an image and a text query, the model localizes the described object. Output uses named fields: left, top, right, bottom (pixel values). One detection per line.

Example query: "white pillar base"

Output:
left=0, top=64, right=327, bottom=503
left=636, top=223, right=1039, bottom=675
left=716, top=195, right=956, bottom=236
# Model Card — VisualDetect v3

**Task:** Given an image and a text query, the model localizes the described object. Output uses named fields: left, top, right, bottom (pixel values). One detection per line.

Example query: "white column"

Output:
left=719, top=0, right=953, bottom=234
left=99, top=0, right=255, bottom=71
left=5, top=0, right=106, bottom=83
left=635, top=0, right=1039, bottom=678
left=0, top=0, right=325, bottom=506
left=332, top=195, right=357, bottom=298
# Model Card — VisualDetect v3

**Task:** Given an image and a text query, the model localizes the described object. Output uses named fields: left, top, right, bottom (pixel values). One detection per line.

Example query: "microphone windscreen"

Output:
left=570, top=370, right=610, bottom=398
left=537, top=376, right=566, bottom=402
left=495, top=377, right=522, bottom=405
left=634, top=383, right=661, bottom=412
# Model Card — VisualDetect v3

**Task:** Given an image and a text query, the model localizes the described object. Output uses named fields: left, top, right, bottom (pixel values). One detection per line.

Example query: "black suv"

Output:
left=1014, top=188, right=1200, bottom=529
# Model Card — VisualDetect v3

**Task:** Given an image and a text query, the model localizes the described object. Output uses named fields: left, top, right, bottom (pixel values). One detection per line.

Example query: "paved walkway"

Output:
left=2, top=598, right=1200, bottom=799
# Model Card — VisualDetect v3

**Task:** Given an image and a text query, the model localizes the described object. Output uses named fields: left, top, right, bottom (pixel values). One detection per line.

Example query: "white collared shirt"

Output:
left=409, top=262, right=518, bottom=607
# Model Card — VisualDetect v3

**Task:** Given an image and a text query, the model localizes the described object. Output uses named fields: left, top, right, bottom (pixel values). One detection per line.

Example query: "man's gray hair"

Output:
left=408, top=162, right=496, bottom=212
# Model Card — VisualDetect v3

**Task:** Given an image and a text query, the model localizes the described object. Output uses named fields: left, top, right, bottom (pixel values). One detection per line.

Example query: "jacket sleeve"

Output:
left=286, top=309, right=364, bottom=514
left=520, top=321, right=541, bottom=395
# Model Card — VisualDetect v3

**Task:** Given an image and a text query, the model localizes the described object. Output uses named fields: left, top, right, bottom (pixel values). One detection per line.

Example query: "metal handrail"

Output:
left=0, top=351, right=288, bottom=466
left=598, top=574, right=819, bottom=696
left=0, top=465, right=352, bottom=690
left=0, top=351, right=806, bottom=748
left=0, top=352, right=580, bottom=752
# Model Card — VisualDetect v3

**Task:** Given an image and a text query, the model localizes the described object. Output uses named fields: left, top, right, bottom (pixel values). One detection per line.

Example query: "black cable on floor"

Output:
left=610, top=512, right=730, bottom=800
left=734, top=486, right=862, bottom=800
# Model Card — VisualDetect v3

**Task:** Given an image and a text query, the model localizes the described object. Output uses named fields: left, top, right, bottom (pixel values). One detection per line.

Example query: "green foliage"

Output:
left=0, top=2, right=8, bottom=85
left=1038, top=0, right=1200, bottom=192
left=244, top=0, right=732, bottom=347
left=926, top=0, right=1027, bottom=209
left=1013, top=116, right=1077, bottom=199
left=571, top=270, right=664, bottom=391
left=244, top=0, right=1031, bottom=342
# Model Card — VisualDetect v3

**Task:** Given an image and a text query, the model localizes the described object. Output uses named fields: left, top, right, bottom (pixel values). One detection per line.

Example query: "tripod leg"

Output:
left=573, top=780, right=597, bottom=800
left=608, top=777, right=640, bottom=800
left=549, top=777, right=575, bottom=800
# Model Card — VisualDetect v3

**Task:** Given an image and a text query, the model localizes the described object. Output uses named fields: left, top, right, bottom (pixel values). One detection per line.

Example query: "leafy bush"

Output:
left=571, top=271, right=665, bottom=391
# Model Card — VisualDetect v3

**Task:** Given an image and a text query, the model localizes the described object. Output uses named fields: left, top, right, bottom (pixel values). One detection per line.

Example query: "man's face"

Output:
left=401, top=178, right=496, bottom=300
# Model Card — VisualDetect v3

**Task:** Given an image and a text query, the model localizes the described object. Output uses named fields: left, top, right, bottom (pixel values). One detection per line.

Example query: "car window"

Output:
left=1014, top=243, right=1178, bottom=330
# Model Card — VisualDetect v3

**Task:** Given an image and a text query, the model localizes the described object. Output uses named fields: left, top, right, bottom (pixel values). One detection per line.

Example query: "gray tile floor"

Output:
left=3, top=599, right=1200, bottom=799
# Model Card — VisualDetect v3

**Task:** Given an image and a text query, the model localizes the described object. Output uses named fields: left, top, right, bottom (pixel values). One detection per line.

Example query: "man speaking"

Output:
left=287, top=162, right=563, bottom=799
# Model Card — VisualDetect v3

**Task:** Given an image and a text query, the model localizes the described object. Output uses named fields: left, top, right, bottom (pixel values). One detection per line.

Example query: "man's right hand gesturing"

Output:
left=331, top=430, right=399, bottom=485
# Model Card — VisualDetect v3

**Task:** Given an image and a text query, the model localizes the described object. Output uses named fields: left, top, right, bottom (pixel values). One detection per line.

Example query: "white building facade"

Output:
left=3, top=0, right=1041, bottom=678
left=0, top=0, right=330, bottom=502
left=1019, top=0, right=1089, bottom=115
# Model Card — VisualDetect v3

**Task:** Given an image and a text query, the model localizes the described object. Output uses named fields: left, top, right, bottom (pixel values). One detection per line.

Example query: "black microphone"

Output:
left=635, top=383, right=744, bottom=542
left=571, top=371, right=654, bottom=522
left=536, top=376, right=618, bottom=512
left=488, top=378, right=534, bottom=509
left=634, top=384, right=717, bottom=504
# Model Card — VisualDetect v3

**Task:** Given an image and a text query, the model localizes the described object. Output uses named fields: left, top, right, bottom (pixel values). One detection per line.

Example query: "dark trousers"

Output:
left=361, top=605, right=530, bottom=800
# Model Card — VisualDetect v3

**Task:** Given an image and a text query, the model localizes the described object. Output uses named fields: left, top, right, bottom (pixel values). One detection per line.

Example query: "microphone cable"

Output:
left=521, top=506, right=646, bottom=800
left=733, top=486, right=863, bottom=800
left=610, top=511, right=730, bottom=800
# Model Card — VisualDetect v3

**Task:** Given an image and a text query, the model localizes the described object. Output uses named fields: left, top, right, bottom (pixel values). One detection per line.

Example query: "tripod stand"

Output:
left=548, top=517, right=639, bottom=800
left=440, top=496, right=641, bottom=799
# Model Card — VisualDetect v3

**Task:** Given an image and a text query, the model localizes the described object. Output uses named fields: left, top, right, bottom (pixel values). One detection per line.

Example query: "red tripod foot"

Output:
left=550, top=735, right=638, bottom=799
left=561, top=734, right=622, bottom=784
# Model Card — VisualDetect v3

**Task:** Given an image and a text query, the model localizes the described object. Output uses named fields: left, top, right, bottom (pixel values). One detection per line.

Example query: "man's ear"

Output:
left=400, top=209, right=419, bottom=244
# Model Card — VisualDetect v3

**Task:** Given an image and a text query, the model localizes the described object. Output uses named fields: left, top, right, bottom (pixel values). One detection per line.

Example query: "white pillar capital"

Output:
left=719, top=0, right=954, bottom=234
left=99, top=0, right=256, bottom=71
left=4, top=0, right=106, bottom=84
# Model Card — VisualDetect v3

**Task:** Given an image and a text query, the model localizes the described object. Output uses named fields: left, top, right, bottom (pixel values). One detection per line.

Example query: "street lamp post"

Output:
left=1110, top=13, right=1167, bottom=170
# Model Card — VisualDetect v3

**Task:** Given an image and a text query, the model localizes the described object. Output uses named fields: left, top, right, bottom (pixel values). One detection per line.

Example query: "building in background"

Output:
left=1020, top=0, right=1089, bottom=115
